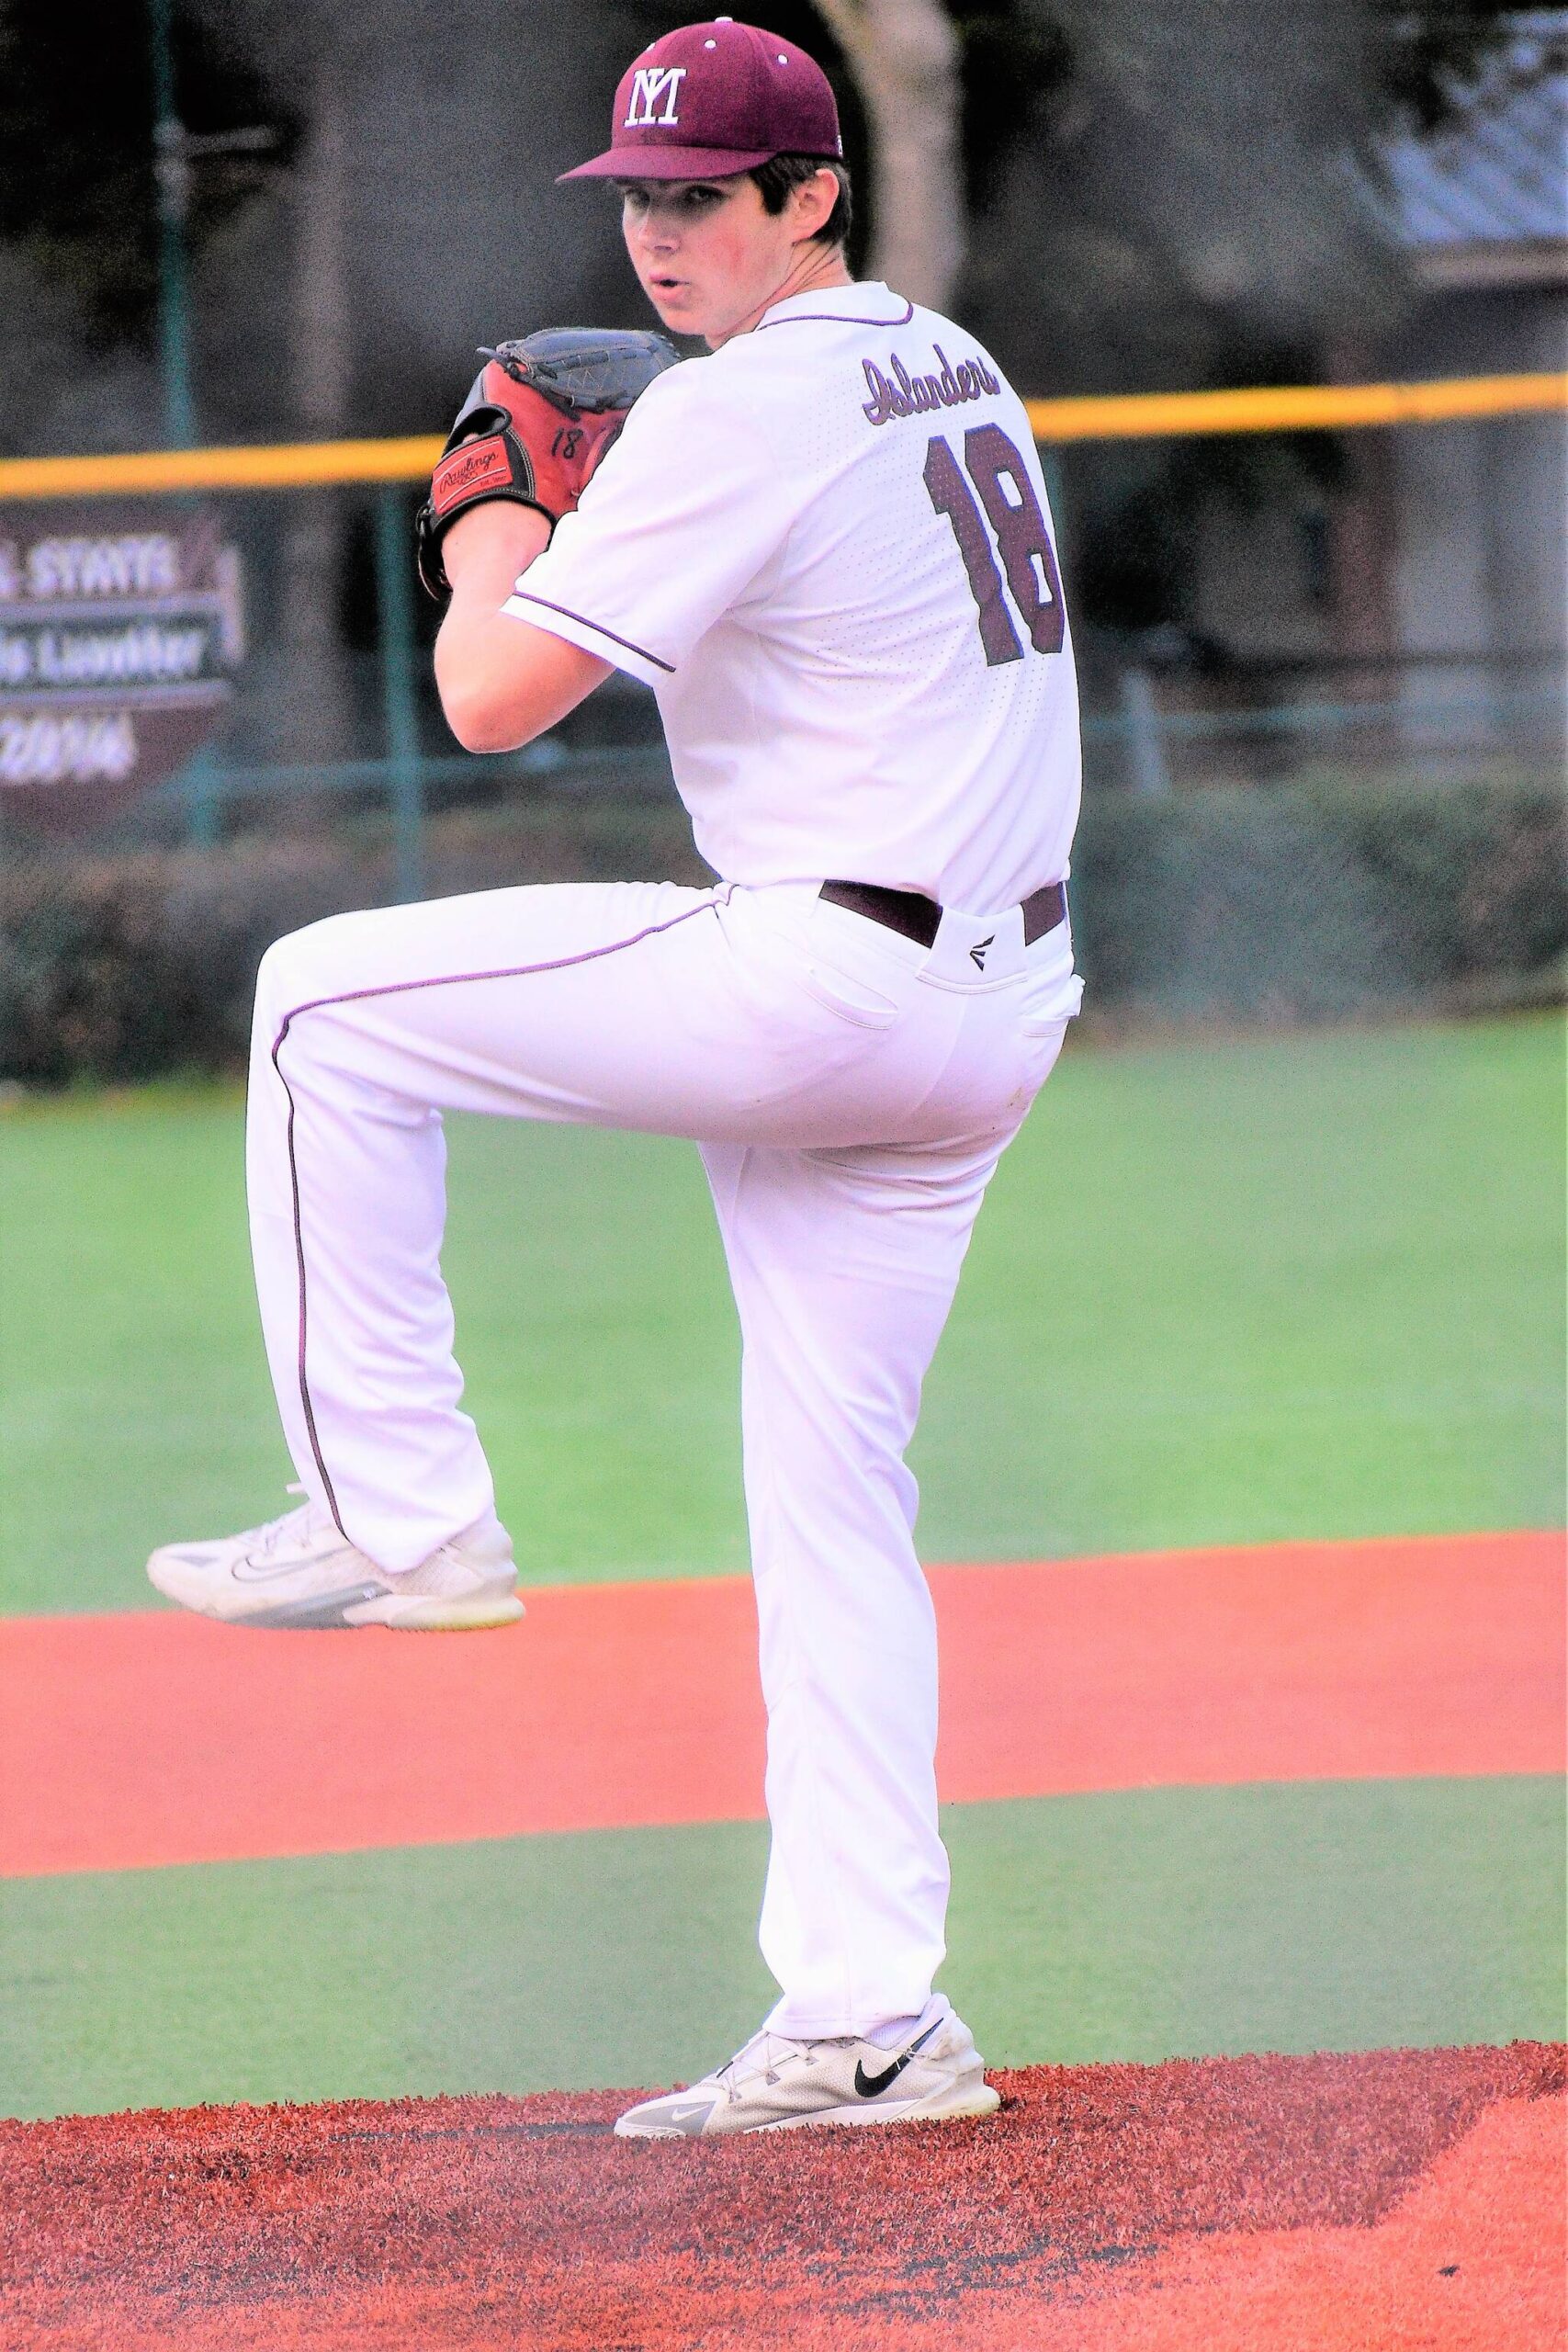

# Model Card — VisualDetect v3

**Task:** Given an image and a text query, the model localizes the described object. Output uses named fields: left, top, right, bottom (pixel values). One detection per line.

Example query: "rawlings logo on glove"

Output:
left=430, top=441, right=516, bottom=512
left=415, top=327, right=681, bottom=602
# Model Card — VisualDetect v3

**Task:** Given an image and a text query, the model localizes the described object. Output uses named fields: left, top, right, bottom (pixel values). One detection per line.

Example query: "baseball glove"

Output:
left=415, top=327, right=681, bottom=600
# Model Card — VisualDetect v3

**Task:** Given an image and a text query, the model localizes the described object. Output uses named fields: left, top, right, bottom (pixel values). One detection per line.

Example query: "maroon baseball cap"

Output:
left=559, top=17, right=842, bottom=182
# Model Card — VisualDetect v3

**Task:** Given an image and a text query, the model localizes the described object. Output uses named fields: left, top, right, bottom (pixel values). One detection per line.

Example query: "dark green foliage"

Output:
left=1367, top=0, right=1527, bottom=134
left=0, top=847, right=365, bottom=1084
left=1075, top=421, right=1351, bottom=636
left=0, top=0, right=288, bottom=341
left=955, top=3, right=1074, bottom=210
left=0, top=801, right=712, bottom=1084
left=964, top=0, right=1529, bottom=426
left=0, top=775, right=1561, bottom=1084
left=1070, top=775, right=1568, bottom=1023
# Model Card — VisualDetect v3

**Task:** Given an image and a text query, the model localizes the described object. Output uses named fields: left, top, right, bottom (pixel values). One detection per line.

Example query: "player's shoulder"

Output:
left=600, top=341, right=765, bottom=475
left=736, top=287, right=1023, bottom=428
left=856, top=300, right=1022, bottom=420
left=610, top=288, right=1025, bottom=466
left=618, top=346, right=714, bottom=417
left=613, top=340, right=761, bottom=439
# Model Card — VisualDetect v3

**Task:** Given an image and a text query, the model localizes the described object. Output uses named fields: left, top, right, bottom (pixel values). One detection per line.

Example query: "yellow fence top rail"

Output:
left=0, top=435, right=446, bottom=502
left=0, top=373, right=1561, bottom=500
left=1025, top=370, right=1568, bottom=443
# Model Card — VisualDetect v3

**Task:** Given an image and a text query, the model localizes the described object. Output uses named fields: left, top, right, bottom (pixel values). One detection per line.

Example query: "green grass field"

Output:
left=2, top=1779, right=1558, bottom=2119
left=1, top=1014, right=1562, bottom=1615
left=1, top=1013, right=1562, bottom=2120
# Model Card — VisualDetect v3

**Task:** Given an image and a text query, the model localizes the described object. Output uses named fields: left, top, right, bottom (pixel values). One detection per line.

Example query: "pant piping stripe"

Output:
left=268, top=1051, right=347, bottom=1542
left=266, top=887, right=733, bottom=1547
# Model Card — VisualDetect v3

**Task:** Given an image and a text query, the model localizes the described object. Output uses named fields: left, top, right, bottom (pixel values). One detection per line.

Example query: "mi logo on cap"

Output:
left=626, top=65, right=687, bottom=126
left=969, top=935, right=996, bottom=970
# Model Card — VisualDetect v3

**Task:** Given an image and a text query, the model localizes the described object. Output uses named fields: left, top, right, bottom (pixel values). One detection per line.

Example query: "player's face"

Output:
left=618, top=175, right=832, bottom=347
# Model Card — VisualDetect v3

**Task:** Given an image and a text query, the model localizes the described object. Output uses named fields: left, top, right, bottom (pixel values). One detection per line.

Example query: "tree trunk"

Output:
left=280, top=35, right=353, bottom=767
left=811, top=0, right=964, bottom=313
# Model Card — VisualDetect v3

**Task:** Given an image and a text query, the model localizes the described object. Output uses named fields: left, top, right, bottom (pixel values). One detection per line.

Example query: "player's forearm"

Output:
left=434, top=504, right=608, bottom=754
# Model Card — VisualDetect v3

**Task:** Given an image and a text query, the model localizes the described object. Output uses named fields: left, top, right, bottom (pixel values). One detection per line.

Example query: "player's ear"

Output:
left=791, top=166, right=840, bottom=242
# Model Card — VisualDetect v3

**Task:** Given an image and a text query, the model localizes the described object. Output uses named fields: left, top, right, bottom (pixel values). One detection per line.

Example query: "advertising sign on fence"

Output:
left=0, top=503, right=243, bottom=827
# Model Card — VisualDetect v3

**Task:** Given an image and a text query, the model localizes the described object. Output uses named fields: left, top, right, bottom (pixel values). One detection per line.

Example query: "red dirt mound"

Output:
left=1064, top=2092, right=1563, bottom=2352
left=2, top=2042, right=1561, bottom=2350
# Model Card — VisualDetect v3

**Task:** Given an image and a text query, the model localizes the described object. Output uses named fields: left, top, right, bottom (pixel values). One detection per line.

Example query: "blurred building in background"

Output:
left=1149, top=8, right=1566, bottom=780
left=1375, top=13, right=1564, bottom=729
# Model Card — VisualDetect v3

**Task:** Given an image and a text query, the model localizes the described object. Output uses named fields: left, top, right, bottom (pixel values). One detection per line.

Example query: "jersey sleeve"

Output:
left=500, top=360, right=795, bottom=688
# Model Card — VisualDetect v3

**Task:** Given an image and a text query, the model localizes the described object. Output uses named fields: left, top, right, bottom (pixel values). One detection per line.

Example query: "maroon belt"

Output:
left=819, top=878, right=1066, bottom=949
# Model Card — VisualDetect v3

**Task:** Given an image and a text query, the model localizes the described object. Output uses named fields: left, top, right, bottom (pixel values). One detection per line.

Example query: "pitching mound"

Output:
left=4, top=2042, right=1562, bottom=2349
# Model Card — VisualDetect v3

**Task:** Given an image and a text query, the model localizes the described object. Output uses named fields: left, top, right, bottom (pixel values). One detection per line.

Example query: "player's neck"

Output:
left=705, top=247, right=854, bottom=348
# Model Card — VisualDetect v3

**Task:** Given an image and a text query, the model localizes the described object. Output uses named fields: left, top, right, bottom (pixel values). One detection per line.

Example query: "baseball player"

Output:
left=148, top=17, right=1083, bottom=2138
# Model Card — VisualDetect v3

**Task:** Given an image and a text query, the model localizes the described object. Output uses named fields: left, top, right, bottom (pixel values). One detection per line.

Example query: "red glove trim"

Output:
left=430, top=431, right=534, bottom=520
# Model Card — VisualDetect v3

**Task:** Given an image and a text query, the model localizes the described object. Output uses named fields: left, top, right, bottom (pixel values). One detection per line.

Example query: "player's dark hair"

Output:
left=750, top=154, right=852, bottom=247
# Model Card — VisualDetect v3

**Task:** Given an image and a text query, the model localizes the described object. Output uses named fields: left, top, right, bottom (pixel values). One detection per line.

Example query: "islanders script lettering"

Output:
left=861, top=346, right=1000, bottom=427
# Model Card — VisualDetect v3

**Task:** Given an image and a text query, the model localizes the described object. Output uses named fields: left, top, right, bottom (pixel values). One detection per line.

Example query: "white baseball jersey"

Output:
left=237, top=277, right=1087, bottom=2055
left=504, top=281, right=1080, bottom=912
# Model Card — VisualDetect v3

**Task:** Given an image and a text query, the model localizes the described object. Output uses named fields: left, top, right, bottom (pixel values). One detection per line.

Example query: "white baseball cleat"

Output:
left=146, top=1489, right=524, bottom=1631
left=613, top=2000, right=1001, bottom=2138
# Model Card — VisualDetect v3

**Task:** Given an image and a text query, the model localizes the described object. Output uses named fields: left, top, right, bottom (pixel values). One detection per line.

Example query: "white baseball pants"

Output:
left=246, top=876, right=1080, bottom=2037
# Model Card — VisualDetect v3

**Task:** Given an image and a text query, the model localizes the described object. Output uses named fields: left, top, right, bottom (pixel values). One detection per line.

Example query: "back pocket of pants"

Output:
left=798, top=957, right=903, bottom=1030
left=1021, top=969, right=1084, bottom=1035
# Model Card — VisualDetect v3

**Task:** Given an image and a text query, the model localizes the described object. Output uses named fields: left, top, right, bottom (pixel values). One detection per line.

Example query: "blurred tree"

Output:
left=789, top=1, right=1522, bottom=369
left=953, top=0, right=1073, bottom=212
left=0, top=1, right=1529, bottom=707
left=1365, top=0, right=1531, bottom=130
left=0, top=0, right=286, bottom=348
left=0, top=0, right=290, bottom=455
left=955, top=0, right=1527, bottom=648
left=965, top=0, right=1524, bottom=390
left=280, top=22, right=352, bottom=763
left=809, top=0, right=964, bottom=307
left=0, top=0, right=1524, bottom=416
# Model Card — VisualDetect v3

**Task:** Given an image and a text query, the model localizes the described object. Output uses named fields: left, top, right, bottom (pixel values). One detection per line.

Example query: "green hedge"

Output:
left=1, top=775, right=1562, bottom=1084
left=0, top=804, right=709, bottom=1087
left=1069, top=775, right=1567, bottom=1026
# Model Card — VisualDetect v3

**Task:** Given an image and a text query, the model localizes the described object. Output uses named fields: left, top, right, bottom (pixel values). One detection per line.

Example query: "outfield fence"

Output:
left=0, top=370, right=1559, bottom=501
left=0, top=369, right=1562, bottom=896
left=0, top=372, right=1562, bottom=1073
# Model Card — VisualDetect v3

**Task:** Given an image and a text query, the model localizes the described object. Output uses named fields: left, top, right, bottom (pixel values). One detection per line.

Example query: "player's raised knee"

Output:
left=251, top=911, right=357, bottom=1039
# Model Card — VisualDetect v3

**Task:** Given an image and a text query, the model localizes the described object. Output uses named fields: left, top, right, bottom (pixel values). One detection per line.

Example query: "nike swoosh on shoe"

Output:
left=853, top=2016, right=944, bottom=2099
left=231, top=1545, right=358, bottom=1584
left=622, top=2097, right=716, bottom=2137
left=663, top=2100, right=716, bottom=2131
